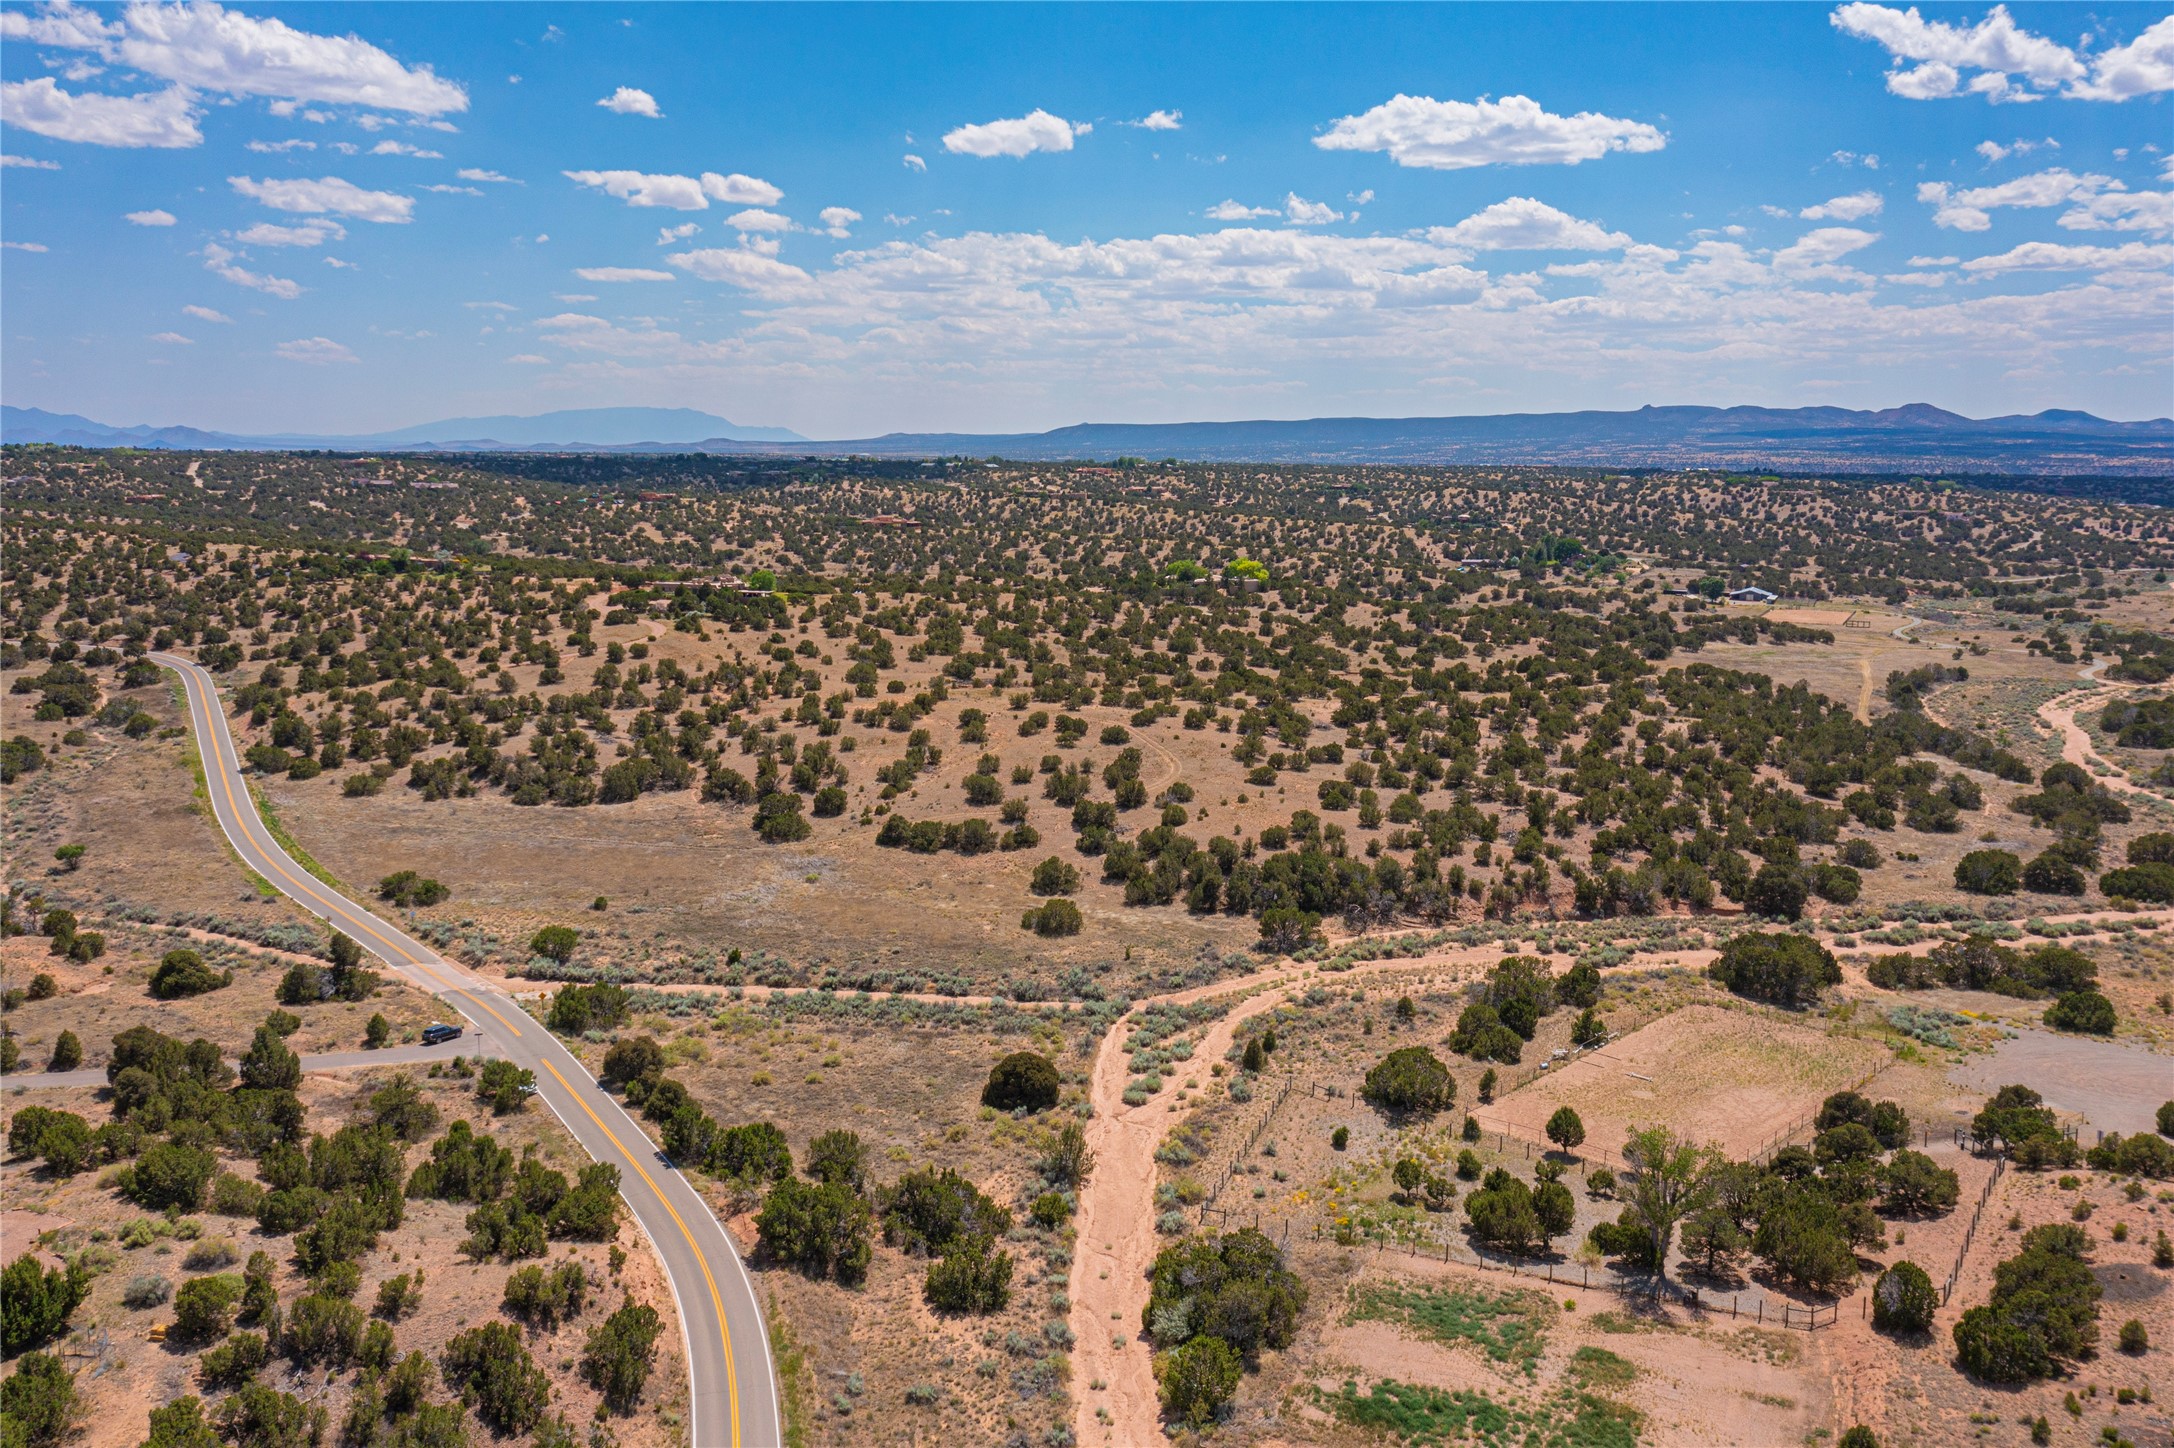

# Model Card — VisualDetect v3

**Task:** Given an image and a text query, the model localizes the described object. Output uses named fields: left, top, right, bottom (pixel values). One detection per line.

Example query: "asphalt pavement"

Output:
left=150, top=652, right=781, bottom=1447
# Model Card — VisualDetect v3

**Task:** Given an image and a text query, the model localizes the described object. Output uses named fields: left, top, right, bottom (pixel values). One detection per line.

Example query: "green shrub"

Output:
left=1029, top=857, right=1081, bottom=896
left=581, top=1299, right=663, bottom=1414
left=1446, top=1003, right=1523, bottom=1064
left=982, top=1051, right=1060, bottom=1111
left=1361, top=1047, right=1455, bottom=1115
left=1952, top=1225, right=2101, bottom=1382
left=2044, top=990, right=2116, bottom=1035
left=880, top=1167, right=1010, bottom=1255
left=1154, top=1335, right=1240, bottom=1428
left=127, top=1142, right=217, bottom=1211
left=441, top=1322, right=550, bottom=1435
left=503, top=1260, right=588, bottom=1328
left=148, top=950, right=232, bottom=1000
left=475, top=1059, right=535, bottom=1114
left=1871, top=1261, right=1937, bottom=1333
left=756, top=1178, right=873, bottom=1285
left=923, top=1237, right=1014, bottom=1315
left=1144, top=1227, right=1307, bottom=1359
left=282, top=1292, right=364, bottom=1367
left=0, top=1351, right=77, bottom=1448
left=547, top=982, right=630, bottom=1034
left=171, top=1273, right=244, bottom=1343
left=1708, top=932, right=1840, bottom=1007
left=600, top=1034, right=666, bottom=1087
left=2100, top=862, right=2174, bottom=904
left=1954, top=849, right=2023, bottom=896
left=376, top=870, right=449, bottom=908
left=528, top=925, right=579, bottom=964
left=144, top=1397, right=224, bottom=1448
left=1021, top=899, right=1083, bottom=936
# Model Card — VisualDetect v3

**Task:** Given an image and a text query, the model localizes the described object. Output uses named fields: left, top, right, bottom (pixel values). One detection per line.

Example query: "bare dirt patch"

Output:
left=1471, top=1003, right=1891, bottom=1160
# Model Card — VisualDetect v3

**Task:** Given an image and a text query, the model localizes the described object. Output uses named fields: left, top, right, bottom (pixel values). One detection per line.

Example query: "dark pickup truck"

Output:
left=421, top=1023, right=464, bottom=1046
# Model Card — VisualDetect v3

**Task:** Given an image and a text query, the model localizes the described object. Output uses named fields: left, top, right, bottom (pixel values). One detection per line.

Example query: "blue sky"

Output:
left=3, top=1, right=2170, bottom=437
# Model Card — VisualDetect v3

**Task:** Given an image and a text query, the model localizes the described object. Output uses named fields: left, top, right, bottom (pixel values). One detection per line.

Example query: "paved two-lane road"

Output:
left=153, top=652, right=781, bottom=1448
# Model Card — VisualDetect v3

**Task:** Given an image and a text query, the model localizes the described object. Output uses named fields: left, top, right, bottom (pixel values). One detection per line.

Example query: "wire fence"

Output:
left=1941, top=1152, right=2008, bottom=1306
left=1198, top=1070, right=1300, bottom=1211
left=1192, top=1207, right=1850, bottom=1332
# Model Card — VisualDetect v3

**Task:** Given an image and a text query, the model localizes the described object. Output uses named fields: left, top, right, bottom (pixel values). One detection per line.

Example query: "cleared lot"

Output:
left=1947, top=1027, right=2172, bottom=1137
left=1470, top=1004, right=1891, bottom=1159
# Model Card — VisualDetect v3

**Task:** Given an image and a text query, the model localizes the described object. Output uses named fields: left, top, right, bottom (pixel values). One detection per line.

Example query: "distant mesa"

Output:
left=0, top=404, right=804, bottom=452
left=3, top=402, right=2167, bottom=478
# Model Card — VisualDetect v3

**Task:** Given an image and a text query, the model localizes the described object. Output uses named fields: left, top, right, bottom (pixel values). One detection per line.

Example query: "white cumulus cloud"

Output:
left=1132, top=109, right=1182, bottom=130
left=1427, top=197, right=1630, bottom=251
left=230, top=174, right=412, bottom=222
left=942, top=109, right=1088, bottom=158
left=0, top=77, right=199, bottom=147
left=1771, top=226, right=1881, bottom=283
left=149, top=331, right=192, bottom=343
left=563, top=169, right=781, bottom=211
left=183, top=304, right=232, bottom=322
left=458, top=167, right=518, bottom=184
left=2067, top=15, right=2174, bottom=100
left=727, top=208, right=794, bottom=232
left=235, top=218, right=344, bottom=246
left=1284, top=194, right=1343, bottom=225
left=276, top=335, right=358, bottom=364
left=126, top=207, right=177, bottom=226
left=1800, top=190, right=1884, bottom=220
left=573, top=266, right=675, bottom=282
left=1832, top=3, right=2171, bottom=103
left=1917, top=168, right=2112, bottom=229
left=597, top=86, right=661, bottom=118
left=369, top=140, right=440, bottom=158
left=818, top=206, right=860, bottom=238
left=1314, top=93, right=1664, bottom=170
left=664, top=248, right=815, bottom=289
left=2, top=152, right=60, bottom=168
left=902, top=153, right=926, bottom=172
left=202, top=241, right=299, bottom=297
left=1959, top=239, right=2174, bottom=271
left=1205, top=200, right=1275, bottom=222
left=0, top=0, right=463, bottom=151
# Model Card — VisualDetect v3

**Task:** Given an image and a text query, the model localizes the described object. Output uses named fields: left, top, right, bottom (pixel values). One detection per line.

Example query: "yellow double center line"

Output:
left=173, top=664, right=743, bottom=1445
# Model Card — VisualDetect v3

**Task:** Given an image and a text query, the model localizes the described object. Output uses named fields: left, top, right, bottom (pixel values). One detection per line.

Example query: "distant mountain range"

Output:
left=4, top=402, right=2168, bottom=476
left=732, top=404, right=2170, bottom=476
left=0, top=405, right=803, bottom=451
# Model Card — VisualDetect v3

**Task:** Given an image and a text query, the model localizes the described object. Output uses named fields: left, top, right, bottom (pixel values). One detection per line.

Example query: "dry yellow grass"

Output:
left=1471, top=1004, right=1891, bottom=1159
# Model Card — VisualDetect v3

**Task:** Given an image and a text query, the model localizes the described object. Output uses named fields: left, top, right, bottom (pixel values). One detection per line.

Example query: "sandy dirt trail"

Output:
left=1069, top=982, right=1294, bottom=1448
left=1066, top=943, right=1526, bottom=1448
left=2037, top=686, right=2160, bottom=800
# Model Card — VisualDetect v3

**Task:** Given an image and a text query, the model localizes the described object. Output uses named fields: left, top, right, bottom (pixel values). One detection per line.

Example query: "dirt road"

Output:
left=2037, top=686, right=2159, bottom=800
left=1069, top=983, right=1293, bottom=1448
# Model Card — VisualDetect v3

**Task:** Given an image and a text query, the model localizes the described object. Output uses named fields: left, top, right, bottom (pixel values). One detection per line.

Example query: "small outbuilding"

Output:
left=1726, top=586, right=1779, bottom=604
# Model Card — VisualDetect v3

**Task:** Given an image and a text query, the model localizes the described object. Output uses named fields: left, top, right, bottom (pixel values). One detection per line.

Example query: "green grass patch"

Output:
left=1346, top=1281, right=1553, bottom=1376
left=1587, top=1310, right=1673, bottom=1335
left=1318, top=1379, right=1514, bottom=1446
left=1317, top=1380, right=1642, bottom=1448
left=1568, top=1346, right=1637, bottom=1389
left=1542, top=1391, right=1642, bottom=1448
left=769, top=1303, right=813, bottom=1448
left=248, top=781, right=344, bottom=892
